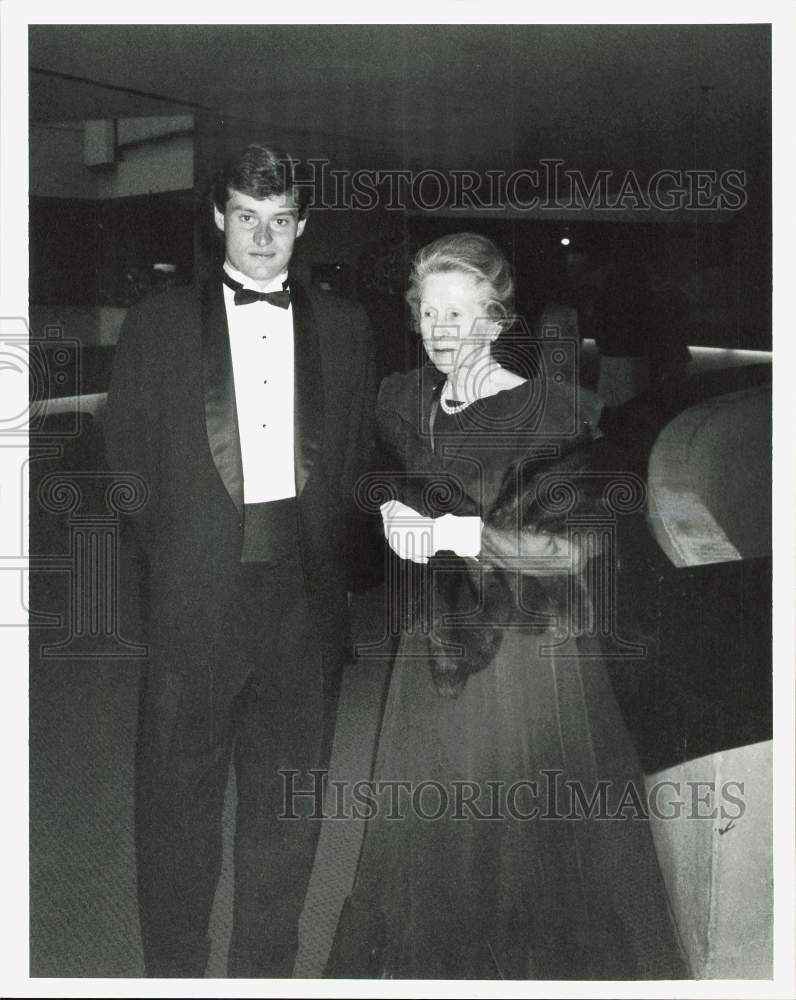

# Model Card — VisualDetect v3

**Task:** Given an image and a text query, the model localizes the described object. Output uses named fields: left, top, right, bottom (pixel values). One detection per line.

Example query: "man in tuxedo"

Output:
left=104, top=144, right=375, bottom=977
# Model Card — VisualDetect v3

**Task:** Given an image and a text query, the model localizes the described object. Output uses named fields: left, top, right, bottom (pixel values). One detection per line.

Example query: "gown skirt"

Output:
left=327, top=618, right=689, bottom=979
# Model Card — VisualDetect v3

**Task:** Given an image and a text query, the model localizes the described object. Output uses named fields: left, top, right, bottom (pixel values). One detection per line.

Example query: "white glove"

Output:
left=380, top=499, right=434, bottom=563
left=433, top=512, right=483, bottom=558
left=380, top=501, right=483, bottom=564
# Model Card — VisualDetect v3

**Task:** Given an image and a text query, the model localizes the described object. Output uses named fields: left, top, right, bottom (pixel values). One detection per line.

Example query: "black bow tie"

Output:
left=222, top=271, right=291, bottom=308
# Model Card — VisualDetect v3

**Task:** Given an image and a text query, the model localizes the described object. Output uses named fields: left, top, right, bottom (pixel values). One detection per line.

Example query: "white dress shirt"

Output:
left=223, top=263, right=296, bottom=503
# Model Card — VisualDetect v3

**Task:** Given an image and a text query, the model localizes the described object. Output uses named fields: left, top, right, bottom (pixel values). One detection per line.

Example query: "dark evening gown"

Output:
left=327, top=367, right=688, bottom=980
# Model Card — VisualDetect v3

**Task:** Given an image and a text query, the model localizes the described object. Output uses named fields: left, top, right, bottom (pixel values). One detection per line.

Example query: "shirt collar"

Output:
left=223, top=261, right=288, bottom=295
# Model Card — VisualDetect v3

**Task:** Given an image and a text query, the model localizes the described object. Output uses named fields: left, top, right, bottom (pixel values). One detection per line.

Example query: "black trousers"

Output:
left=134, top=554, right=339, bottom=977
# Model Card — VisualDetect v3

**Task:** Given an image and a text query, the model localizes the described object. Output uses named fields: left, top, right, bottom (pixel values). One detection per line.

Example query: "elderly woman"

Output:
left=327, top=233, right=687, bottom=980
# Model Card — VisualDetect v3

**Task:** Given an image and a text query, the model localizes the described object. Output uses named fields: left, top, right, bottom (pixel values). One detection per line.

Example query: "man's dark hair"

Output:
left=210, top=144, right=311, bottom=219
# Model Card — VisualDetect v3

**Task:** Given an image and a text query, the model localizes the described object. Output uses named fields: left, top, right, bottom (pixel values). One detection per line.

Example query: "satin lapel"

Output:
left=201, top=278, right=244, bottom=513
left=289, top=278, right=324, bottom=496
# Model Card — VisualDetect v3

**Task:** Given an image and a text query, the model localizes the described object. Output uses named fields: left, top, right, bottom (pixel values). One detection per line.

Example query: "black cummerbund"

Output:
left=241, top=497, right=299, bottom=563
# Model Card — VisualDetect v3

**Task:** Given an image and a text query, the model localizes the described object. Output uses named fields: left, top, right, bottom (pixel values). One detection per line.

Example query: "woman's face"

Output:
left=419, top=270, right=499, bottom=376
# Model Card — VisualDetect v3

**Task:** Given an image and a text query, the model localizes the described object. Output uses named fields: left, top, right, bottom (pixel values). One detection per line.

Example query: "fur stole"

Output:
left=428, top=443, right=610, bottom=698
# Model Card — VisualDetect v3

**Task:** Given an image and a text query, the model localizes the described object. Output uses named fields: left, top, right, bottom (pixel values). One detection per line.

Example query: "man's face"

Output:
left=214, top=189, right=306, bottom=288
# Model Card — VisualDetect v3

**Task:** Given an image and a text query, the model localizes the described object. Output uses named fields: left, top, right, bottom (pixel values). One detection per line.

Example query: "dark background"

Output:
left=29, top=23, right=771, bottom=358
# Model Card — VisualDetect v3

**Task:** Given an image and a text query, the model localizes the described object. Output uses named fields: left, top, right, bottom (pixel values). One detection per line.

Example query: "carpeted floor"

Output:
left=29, top=581, right=392, bottom=979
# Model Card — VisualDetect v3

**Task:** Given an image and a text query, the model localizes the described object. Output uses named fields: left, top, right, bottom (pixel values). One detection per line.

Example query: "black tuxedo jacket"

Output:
left=103, top=274, right=376, bottom=665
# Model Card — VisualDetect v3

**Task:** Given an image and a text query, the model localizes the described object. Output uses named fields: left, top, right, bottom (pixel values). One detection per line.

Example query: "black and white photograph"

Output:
left=1, top=5, right=794, bottom=998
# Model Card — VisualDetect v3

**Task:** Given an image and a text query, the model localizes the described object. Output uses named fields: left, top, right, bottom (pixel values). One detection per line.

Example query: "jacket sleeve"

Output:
left=102, top=302, right=158, bottom=552
left=339, top=304, right=378, bottom=508
left=333, top=304, right=382, bottom=588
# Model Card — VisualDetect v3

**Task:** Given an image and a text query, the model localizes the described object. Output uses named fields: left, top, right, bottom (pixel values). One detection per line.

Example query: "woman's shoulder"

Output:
left=473, top=376, right=602, bottom=447
left=538, top=379, right=603, bottom=437
left=486, top=375, right=599, bottom=428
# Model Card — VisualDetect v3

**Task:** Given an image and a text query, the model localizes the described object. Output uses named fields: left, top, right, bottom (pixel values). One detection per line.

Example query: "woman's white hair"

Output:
left=406, top=232, right=515, bottom=330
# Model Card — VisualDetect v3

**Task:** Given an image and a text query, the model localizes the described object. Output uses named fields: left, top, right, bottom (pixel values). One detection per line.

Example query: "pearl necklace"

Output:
left=439, top=393, right=469, bottom=415
left=439, top=371, right=487, bottom=414
left=438, top=365, right=524, bottom=415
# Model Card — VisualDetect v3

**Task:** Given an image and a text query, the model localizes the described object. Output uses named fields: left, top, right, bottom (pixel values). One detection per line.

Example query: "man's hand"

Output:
left=379, top=501, right=483, bottom=564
